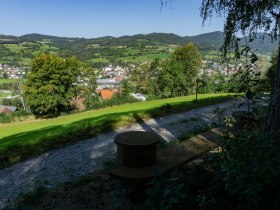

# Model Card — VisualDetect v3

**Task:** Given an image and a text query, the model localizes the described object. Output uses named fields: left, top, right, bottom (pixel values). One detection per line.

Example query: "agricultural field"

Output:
left=0, top=90, right=12, bottom=98
left=1, top=42, right=59, bottom=66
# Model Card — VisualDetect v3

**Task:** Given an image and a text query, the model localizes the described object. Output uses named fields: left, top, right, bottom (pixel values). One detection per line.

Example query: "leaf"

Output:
left=250, top=54, right=258, bottom=63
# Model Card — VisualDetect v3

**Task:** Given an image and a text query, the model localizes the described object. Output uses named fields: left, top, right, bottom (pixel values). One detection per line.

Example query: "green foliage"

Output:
left=0, top=32, right=277, bottom=67
left=84, top=92, right=139, bottom=110
left=159, top=59, right=187, bottom=97
left=0, top=110, right=30, bottom=123
left=0, top=80, right=18, bottom=91
left=120, top=79, right=134, bottom=98
left=141, top=177, right=187, bottom=210
left=24, top=54, right=95, bottom=118
left=160, top=43, right=202, bottom=96
left=15, top=186, right=47, bottom=209
left=215, top=131, right=280, bottom=209
left=173, top=43, right=202, bottom=78
left=0, top=94, right=232, bottom=168
left=266, top=49, right=278, bottom=88
left=228, top=47, right=264, bottom=96
left=201, top=0, right=280, bottom=57
left=0, top=44, right=16, bottom=57
left=0, top=97, right=30, bottom=123
left=1, top=97, right=24, bottom=110
left=133, top=44, right=202, bottom=98
left=199, top=71, right=229, bottom=94
left=200, top=0, right=280, bottom=132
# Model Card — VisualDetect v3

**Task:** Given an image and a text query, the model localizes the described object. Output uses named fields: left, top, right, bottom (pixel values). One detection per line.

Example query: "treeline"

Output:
left=132, top=43, right=203, bottom=98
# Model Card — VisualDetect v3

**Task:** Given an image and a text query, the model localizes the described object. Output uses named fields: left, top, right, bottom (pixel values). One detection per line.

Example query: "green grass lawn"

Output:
left=0, top=78, right=18, bottom=84
left=0, top=93, right=233, bottom=168
left=0, top=90, right=12, bottom=98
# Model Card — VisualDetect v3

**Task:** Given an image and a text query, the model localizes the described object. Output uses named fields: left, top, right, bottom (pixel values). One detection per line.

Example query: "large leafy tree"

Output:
left=158, top=44, right=202, bottom=97
left=160, top=59, right=186, bottom=97
left=24, top=54, right=94, bottom=118
left=172, top=43, right=202, bottom=94
left=200, top=0, right=280, bottom=133
left=132, top=44, right=201, bottom=98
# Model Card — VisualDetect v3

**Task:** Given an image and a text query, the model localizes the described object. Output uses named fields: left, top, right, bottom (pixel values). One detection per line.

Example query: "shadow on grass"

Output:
left=0, top=95, right=233, bottom=169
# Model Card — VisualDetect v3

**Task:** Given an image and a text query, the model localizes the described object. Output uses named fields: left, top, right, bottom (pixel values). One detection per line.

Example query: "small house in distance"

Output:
left=0, top=105, right=17, bottom=114
left=98, top=89, right=117, bottom=101
left=96, top=78, right=120, bottom=89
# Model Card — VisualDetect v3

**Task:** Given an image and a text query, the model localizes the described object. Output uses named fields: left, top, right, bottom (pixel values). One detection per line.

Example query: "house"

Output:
left=0, top=105, right=17, bottom=114
left=96, top=78, right=120, bottom=89
left=98, top=89, right=117, bottom=101
left=130, top=93, right=146, bottom=101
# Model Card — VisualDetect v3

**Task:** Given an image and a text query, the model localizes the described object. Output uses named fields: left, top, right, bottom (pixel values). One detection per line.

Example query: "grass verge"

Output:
left=0, top=93, right=233, bottom=168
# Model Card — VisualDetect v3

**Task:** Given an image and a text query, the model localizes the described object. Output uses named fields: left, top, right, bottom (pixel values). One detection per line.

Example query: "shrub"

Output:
left=216, top=131, right=280, bottom=209
left=1, top=97, right=24, bottom=110
left=0, top=110, right=30, bottom=123
left=84, top=93, right=139, bottom=110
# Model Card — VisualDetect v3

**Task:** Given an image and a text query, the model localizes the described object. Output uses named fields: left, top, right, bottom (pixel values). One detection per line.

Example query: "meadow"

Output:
left=0, top=93, right=233, bottom=168
left=0, top=79, right=18, bottom=85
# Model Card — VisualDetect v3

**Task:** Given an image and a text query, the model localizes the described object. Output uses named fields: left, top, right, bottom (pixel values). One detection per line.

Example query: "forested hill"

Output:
left=0, top=31, right=277, bottom=66
left=1, top=31, right=276, bottom=52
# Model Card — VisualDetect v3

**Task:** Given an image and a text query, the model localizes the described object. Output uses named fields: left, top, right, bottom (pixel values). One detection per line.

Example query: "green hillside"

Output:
left=0, top=31, right=277, bottom=67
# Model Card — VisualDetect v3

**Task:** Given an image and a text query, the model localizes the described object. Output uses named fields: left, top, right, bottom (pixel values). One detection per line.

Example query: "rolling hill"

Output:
left=0, top=31, right=277, bottom=67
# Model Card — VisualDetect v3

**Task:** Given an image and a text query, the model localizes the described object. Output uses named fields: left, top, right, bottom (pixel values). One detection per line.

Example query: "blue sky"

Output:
left=0, top=0, right=225, bottom=38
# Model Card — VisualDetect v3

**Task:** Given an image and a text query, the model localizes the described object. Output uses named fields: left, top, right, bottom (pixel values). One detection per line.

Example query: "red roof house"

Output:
left=99, top=89, right=117, bottom=101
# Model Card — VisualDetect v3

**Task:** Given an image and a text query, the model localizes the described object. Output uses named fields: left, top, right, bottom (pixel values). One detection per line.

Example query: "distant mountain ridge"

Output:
left=0, top=31, right=276, bottom=54
left=0, top=31, right=278, bottom=67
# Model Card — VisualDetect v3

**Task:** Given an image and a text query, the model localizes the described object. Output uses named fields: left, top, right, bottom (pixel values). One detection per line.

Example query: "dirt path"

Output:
left=0, top=100, right=236, bottom=208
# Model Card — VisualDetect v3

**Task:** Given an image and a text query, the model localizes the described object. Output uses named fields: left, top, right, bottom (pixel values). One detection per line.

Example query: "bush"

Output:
left=1, top=97, right=24, bottom=110
left=0, top=110, right=30, bottom=123
left=215, top=131, right=280, bottom=209
left=84, top=93, right=140, bottom=110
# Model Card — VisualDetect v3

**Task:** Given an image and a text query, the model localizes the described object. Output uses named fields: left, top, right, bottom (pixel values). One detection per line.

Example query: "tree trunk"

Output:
left=265, top=42, right=280, bottom=132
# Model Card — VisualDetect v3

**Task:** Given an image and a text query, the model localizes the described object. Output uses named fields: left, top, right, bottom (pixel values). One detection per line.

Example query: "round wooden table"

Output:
left=114, top=131, right=161, bottom=168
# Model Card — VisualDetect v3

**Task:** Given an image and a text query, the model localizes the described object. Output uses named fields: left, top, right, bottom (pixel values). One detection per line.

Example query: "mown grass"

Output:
left=0, top=93, right=233, bottom=168
left=0, top=79, right=18, bottom=85
left=0, top=91, right=11, bottom=98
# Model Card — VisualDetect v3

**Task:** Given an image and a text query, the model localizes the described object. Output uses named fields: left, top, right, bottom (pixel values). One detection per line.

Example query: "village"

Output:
left=0, top=64, right=26, bottom=79
left=0, top=59, right=240, bottom=111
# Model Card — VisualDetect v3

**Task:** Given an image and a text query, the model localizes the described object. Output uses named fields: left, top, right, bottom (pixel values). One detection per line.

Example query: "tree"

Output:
left=2, top=72, right=8, bottom=79
left=200, top=0, right=280, bottom=133
left=266, top=49, right=278, bottom=87
left=172, top=43, right=202, bottom=94
left=24, top=54, right=93, bottom=118
left=121, top=79, right=133, bottom=98
left=131, top=59, right=162, bottom=98
left=159, top=59, right=186, bottom=97
left=132, top=44, right=201, bottom=98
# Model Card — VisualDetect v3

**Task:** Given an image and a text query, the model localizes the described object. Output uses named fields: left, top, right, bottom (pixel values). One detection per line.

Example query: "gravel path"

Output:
left=0, top=100, right=236, bottom=208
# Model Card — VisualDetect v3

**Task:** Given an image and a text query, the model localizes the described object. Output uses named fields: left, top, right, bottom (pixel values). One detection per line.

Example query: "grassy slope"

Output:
left=1, top=43, right=59, bottom=65
left=0, top=79, right=18, bottom=84
left=0, top=93, right=232, bottom=168
left=0, top=91, right=11, bottom=98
